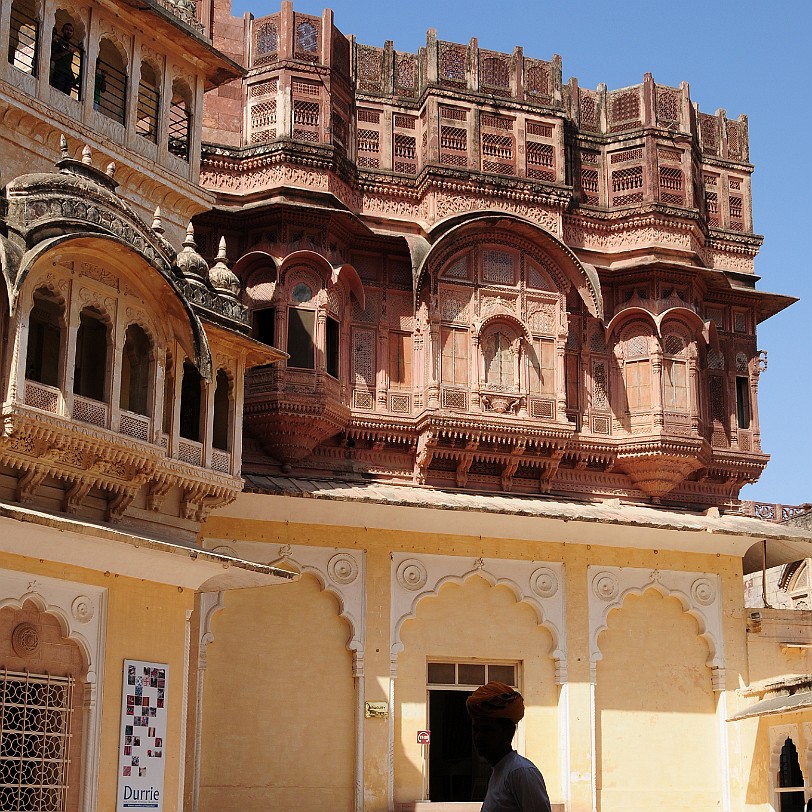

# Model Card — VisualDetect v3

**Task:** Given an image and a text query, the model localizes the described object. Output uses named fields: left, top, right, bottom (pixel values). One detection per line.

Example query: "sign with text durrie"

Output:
left=116, top=660, right=169, bottom=811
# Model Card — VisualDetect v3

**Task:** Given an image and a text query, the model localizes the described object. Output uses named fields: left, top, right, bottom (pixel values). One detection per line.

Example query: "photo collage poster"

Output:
left=116, top=660, right=169, bottom=811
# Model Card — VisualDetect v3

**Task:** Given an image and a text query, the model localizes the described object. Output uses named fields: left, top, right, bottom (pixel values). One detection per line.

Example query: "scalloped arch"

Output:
left=476, top=311, right=532, bottom=341
left=266, top=557, right=362, bottom=653
left=589, top=571, right=723, bottom=673
left=392, top=568, right=564, bottom=667
left=0, top=593, right=93, bottom=671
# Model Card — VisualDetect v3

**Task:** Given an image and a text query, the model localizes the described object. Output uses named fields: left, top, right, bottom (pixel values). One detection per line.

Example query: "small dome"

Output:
left=174, top=222, right=209, bottom=285
left=208, top=237, right=241, bottom=300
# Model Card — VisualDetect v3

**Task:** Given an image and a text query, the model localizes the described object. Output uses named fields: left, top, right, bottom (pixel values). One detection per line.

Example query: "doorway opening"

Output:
left=426, top=660, right=518, bottom=803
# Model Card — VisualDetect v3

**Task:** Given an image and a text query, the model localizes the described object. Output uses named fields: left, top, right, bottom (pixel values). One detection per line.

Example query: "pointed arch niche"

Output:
left=390, top=553, right=567, bottom=808
left=588, top=565, right=726, bottom=812
left=193, top=543, right=365, bottom=812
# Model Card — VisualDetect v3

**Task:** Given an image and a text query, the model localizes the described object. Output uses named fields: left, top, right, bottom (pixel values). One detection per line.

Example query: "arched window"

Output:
left=179, top=361, right=202, bottom=441
left=212, top=369, right=230, bottom=451
left=8, top=0, right=39, bottom=76
left=49, top=13, right=83, bottom=100
left=287, top=282, right=315, bottom=369
left=95, top=37, right=127, bottom=123
left=621, top=331, right=651, bottom=412
left=25, top=289, right=63, bottom=387
left=168, top=80, right=192, bottom=160
left=136, top=61, right=159, bottom=142
left=73, top=308, right=108, bottom=402
left=483, top=331, right=514, bottom=389
left=120, top=324, right=151, bottom=416
left=662, top=333, right=688, bottom=412
left=0, top=601, right=86, bottom=812
left=777, top=737, right=806, bottom=811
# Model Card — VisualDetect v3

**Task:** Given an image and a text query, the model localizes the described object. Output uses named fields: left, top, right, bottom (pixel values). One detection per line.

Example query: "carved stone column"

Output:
left=651, top=346, right=664, bottom=429
left=688, top=350, right=700, bottom=434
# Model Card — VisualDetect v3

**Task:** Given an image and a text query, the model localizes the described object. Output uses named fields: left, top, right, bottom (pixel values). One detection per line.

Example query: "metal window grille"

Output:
left=95, top=56, right=126, bottom=124
left=136, top=80, right=159, bottom=142
left=8, top=4, right=39, bottom=76
left=168, top=101, right=191, bottom=161
left=0, top=670, right=74, bottom=812
left=49, top=32, right=83, bottom=101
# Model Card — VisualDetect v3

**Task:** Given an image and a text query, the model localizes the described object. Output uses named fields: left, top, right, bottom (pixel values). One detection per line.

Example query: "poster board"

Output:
left=116, top=660, right=169, bottom=811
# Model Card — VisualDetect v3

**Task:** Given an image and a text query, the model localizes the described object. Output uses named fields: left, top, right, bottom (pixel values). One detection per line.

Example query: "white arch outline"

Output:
left=587, top=565, right=725, bottom=685
left=391, top=552, right=567, bottom=683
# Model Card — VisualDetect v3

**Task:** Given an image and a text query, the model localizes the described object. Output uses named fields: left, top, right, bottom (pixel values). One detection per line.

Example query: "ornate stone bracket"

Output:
left=390, top=552, right=567, bottom=683
left=587, top=565, right=725, bottom=690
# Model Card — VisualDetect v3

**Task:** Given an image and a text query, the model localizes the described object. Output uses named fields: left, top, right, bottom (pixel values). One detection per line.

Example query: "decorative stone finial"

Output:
left=208, top=236, right=240, bottom=300
left=174, top=221, right=209, bottom=286
left=151, top=206, right=164, bottom=235
left=81, top=145, right=92, bottom=165
left=106, top=161, right=116, bottom=177
left=60, top=135, right=69, bottom=159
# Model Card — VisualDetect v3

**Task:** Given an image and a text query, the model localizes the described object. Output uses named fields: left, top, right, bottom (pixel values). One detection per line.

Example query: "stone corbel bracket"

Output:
left=587, top=565, right=725, bottom=690
left=390, top=552, right=567, bottom=683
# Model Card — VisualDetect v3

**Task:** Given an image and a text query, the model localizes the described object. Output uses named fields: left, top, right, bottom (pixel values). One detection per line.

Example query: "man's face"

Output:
left=61, top=23, right=73, bottom=40
left=471, top=717, right=514, bottom=766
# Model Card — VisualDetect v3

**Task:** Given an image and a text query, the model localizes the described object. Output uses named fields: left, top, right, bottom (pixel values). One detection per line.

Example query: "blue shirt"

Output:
left=482, top=750, right=551, bottom=812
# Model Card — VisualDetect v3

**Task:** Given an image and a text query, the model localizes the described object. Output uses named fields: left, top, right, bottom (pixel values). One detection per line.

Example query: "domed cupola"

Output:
left=174, top=222, right=209, bottom=289
left=208, top=237, right=240, bottom=300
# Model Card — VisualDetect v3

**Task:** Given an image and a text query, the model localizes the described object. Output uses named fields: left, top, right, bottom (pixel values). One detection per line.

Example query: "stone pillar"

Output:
left=651, top=345, right=664, bottom=429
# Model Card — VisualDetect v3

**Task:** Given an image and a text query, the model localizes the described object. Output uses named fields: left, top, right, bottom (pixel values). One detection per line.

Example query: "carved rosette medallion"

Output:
left=328, top=553, right=359, bottom=585
left=396, top=558, right=427, bottom=591
left=691, top=578, right=716, bottom=606
left=11, top=622, right=39, bottom=657
left=530, top=567, right=559, bottom=599
left=592, top=570, right=619, bottom=601
left=71, top=595, right=95, bottom=623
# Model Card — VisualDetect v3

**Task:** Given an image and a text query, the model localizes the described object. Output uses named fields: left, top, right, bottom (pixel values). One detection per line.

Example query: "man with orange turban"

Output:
left=466, top=682, right=551, bottom=812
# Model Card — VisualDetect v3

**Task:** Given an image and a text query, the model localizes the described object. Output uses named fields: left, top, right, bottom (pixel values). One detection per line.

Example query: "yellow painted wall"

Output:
left=199, top=514, right=756, bottom=812
left=396, top=575, right=559, bottom=805
left=0, top=550, right=193, bottom=812
left=595, top=590, right=722, bottom=811
left=199, top=574, right=355, bottom=812
left=736, top=713, right=811, bottom=811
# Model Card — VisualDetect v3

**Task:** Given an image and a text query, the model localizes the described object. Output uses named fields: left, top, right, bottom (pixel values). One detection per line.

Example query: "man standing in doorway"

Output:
left=467, top=682, right=551, bottom=812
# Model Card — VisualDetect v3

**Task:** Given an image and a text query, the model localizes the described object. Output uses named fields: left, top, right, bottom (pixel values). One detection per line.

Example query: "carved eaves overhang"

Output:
left=0, top=403, right=244, bottom=522
left=406, top=412, right=575, bottom=491
left=114, top=0, right=245, bottom=88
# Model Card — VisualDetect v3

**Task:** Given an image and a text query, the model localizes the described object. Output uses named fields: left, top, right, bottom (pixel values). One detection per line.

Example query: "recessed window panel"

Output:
left=427, top=662, right=456, bottom=684
left=457, top=663, right=486, bottom=686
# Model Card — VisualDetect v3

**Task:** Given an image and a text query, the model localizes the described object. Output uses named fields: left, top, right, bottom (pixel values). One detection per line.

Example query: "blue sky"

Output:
left=232, top=0, right=811, bottom=506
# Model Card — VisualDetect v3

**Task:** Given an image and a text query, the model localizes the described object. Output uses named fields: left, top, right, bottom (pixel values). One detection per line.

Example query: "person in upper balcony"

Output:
left=50, top=22, right=79, bottom=95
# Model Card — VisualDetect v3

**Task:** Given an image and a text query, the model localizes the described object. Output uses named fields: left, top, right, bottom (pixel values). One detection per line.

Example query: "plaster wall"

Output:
left=0, top=549, right=193, bottom=812
left=395, top=575, right=559, bottom=804
left=200, top=508, right=751, bottom=812
left=595, top=590, right=721, bottom=811
left=199, top=575, right=356, bottom=812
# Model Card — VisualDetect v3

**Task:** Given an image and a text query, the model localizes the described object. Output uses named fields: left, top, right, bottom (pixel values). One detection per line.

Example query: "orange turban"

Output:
left=466, top=682, right=524, bottom=723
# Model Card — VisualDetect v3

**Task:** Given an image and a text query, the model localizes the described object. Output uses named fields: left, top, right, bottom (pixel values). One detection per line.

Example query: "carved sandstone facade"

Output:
left=196, top=0, right=793, bottom=507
